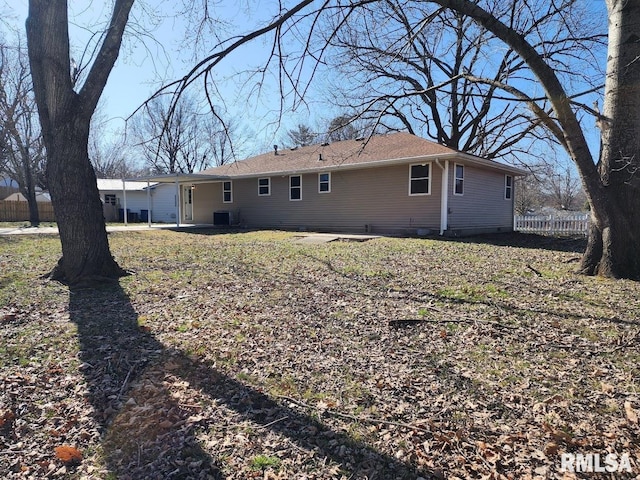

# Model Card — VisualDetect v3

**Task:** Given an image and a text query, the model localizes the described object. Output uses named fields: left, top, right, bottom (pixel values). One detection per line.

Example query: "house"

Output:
left=96, top=179, right=177, bottom=223
left=0, top=177, right=19, bottom=200
left=4, top=191, right=52, bottom=202
left=136, top=133, right=525, bottom=235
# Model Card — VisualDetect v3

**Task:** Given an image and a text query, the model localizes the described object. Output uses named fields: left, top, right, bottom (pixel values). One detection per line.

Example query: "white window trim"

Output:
left=223, top=180, right=233, bottom=203
left=289, top=175, right=302, bottom=201
left=505, top=175, right=513, bottom=200
left=258, top=177, right=271, bottom=196
left=454, top=163, right=464, bottom=196
left=318, top=172, right=331, bottom=193
left=408, top=163, right=431, bottom=196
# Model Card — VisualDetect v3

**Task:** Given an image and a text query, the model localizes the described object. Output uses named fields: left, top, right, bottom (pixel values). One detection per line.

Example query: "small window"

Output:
left=104, top=194, right=117, bottom=205
left=290, top=175, right=302, bottom=201
left=319, top=172, right=331, bottom=193
left=454, top=164, right=464, bottom=195
left=258, top=177, right=270, bottom=196
left=223, top=181, right=232, bottom=203
left=409, top=163, right=430, bottom=195
left=505, top=175, right=513, bottom=200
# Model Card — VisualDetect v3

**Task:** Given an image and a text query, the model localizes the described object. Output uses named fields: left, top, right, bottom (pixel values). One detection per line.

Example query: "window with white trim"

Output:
left=318, top=172, right=331, bottom=193
left=505, top=175, right=513, bottom=200
left=409, top=163, right=431, bottom=195
left=258, top=177, right=270, bottom=196
left=290, top=175, right=302, bottom=201
left=223, top=181, right=233, bottom=203
left=454, top=164, right=464, bottom=195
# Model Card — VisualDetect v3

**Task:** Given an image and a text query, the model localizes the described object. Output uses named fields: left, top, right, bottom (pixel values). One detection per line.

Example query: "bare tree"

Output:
left=89, top=106, right=141, bottom=179
left=543, top=164, right=585, bottom=211
left=26, top=0, right=132, bottom=284
left=324, top=113, right=376, bottom=142
left=324, top=2, right=601, bottom=165
left=131, top=94, right=235, bottom=174
left=514, top=174, right=544, bottom=216
left=0, top=37, right=46, bottom=226
left=415, top=0, right=633, bottom=278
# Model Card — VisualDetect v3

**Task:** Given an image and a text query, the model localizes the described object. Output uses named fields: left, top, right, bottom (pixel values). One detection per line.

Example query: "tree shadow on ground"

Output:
left=449, top=232, right=587, bottom=254
left=158, top=226, right=587, bottom=254
left=69, top=283, right=430, bottom=479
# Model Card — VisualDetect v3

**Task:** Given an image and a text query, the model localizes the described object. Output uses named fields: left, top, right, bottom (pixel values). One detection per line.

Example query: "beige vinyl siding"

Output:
left=199, top=164, right=441, bottom=233
left=191, top=183, right=224, bottom=223
left=447, top=164, right=513, bottom=231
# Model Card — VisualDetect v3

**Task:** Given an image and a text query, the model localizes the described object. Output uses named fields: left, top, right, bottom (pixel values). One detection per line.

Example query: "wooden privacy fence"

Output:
left=0, top=201, right=56, bottom=222
left=514, top=213, right=589, bottom=236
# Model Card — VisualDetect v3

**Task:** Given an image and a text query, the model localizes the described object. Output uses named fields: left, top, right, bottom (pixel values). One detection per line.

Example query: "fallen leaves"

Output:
left=1, top=230, right=640, bottom=479
left=624, top=401, right=638, bottom=424
left=54, top=445, right=82, bottom=464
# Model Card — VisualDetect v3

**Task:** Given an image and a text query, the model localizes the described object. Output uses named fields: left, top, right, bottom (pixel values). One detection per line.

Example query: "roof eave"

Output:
left=125, top=173, right=231, bottom=183
left=213, top=152, right=527, bottom=179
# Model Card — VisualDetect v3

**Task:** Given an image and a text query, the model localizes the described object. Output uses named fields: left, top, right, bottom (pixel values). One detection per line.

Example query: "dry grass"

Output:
left=1, top=229, right=639, bottom=479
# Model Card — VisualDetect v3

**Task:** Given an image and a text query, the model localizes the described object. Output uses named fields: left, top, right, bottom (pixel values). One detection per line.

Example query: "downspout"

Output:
left=435, top=159, right=449, bottom=235
left=122, top=178, right=128, bottom=227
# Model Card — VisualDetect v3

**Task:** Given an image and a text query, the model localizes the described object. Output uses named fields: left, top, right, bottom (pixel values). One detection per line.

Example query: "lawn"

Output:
left=0, top=229, right=638, bottom=479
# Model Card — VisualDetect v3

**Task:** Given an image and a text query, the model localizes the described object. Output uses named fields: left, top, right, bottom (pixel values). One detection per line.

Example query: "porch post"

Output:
left=122, top=178, right=128, bottom=226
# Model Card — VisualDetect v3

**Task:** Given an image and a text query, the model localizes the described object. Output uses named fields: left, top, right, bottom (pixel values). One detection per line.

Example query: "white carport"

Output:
left=123, top=173, right=228, bottom=227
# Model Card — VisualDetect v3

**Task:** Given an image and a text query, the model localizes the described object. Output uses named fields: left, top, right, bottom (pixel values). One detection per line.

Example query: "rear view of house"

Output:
left=187, top=132, right=523, bottom=235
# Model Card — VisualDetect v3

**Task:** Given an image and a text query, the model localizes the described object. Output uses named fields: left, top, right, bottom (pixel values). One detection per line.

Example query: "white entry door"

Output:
left=183, top=186, right=193, bottom=221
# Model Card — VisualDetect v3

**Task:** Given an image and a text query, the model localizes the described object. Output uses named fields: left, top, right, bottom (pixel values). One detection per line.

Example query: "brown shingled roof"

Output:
left=200, top=132, right=522, bottom=177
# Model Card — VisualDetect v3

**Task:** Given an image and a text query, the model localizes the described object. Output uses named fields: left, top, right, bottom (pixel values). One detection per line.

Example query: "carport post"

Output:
left=147, top=179, right=151, bottom=227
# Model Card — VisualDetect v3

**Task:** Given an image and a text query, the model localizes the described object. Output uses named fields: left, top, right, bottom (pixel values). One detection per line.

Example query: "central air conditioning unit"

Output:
left=213, top=211, right=232, bottom=225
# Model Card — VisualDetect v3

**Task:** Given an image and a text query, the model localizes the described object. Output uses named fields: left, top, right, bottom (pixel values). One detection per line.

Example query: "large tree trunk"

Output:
left=578, top=0, right=640, bottom=279
left=25, top=188, right=40, bottom=227
left=26, top=0, right=133, bottom=285
left=46, top=117, right=126, bottom=284
left=22, top=162, right=40, bottom=227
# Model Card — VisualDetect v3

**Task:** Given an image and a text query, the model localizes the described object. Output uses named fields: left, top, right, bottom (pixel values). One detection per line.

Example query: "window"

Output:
left=223, top=181, right=232, bottom=203
left=319, top=172, right=331, bottom=193
left=454, top=164, right=464, bottom=195
left=258, top=177, right=270, bottom=196
left=290, top=175, right=302, bottom=201
left=409, top=163, right=431, bottom=195
left=104, top=194, right=117, bottom=205
left=505, top=175, right=513, bottom=200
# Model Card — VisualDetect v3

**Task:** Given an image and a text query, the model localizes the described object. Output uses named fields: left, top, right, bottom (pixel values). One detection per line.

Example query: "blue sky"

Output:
left=2, top=1, right=604, bottom=168
left=3, top=1, right=328, bottom=156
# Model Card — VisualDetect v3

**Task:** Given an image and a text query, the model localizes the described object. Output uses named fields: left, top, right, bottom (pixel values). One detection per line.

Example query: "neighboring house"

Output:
left=156, top=132, right=523, bottom=235
left=96, top=179, right=177, bottom=223
left=4, top=191, right=52, bottom=202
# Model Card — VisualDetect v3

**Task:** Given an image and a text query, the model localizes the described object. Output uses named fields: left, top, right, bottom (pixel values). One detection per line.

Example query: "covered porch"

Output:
left=120, top=173, right=228, bottom=227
